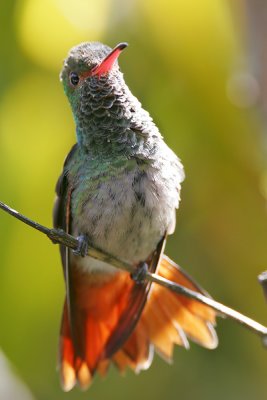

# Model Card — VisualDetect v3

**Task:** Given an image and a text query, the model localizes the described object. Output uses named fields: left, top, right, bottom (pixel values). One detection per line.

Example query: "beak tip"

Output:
left=90, top=42, right=129, bottom=77
left=117, top=42, right=128, bottom=51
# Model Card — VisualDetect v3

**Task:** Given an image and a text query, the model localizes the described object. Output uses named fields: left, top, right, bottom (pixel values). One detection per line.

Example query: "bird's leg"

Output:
left=131, top=262, right=148, bottom=284
left=73, top=234, right=89, bottom=257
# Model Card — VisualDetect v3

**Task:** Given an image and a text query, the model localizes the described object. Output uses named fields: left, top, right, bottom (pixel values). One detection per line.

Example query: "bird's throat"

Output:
left=70, top=72, right=140, bottom=155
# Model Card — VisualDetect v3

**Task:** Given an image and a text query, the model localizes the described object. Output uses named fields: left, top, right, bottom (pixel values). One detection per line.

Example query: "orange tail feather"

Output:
left=114, top=255, right=217, bottom=371
left=59, top=266, right=150, bottom=391
left=59, top=256, right=217, bottom=390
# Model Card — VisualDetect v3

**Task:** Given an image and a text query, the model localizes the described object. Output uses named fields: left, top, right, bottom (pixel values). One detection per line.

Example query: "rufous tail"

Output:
left=59, top=255, right=217, bottom=391
left=113, top=255, right=217, bottom=373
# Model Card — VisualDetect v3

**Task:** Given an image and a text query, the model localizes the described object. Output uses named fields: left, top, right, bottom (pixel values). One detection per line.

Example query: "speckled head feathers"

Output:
left=60, top=42, right=113, bottom=82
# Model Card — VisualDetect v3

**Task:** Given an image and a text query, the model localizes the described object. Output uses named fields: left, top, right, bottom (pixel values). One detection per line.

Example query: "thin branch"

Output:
left=1, top=199, right=267, bottom=345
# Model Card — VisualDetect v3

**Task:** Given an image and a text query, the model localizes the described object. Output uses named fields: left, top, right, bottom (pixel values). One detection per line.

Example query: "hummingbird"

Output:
left=54, top=42, right=217, bottom=391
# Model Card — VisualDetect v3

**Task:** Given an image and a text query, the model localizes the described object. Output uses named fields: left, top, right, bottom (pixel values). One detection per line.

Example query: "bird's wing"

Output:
left=53, top=143, right=78, bottom=344
left=53, top=143, right=78, bottom=233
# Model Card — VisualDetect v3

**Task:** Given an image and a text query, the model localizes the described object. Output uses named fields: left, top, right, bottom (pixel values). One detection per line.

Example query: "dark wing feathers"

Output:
left=53, top=143, right=78, bottom=231
left=103, top=234, right=166, bottom=359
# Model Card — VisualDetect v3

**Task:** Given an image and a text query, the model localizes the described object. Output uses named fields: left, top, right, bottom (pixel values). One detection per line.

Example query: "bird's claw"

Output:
left=73, top=235, right=89, bottom=257
left=131, top=262, right=148, bottom=284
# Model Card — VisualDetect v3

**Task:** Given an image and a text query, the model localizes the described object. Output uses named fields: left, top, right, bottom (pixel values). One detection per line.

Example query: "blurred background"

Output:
left=1, top=0, right=267, bottom=399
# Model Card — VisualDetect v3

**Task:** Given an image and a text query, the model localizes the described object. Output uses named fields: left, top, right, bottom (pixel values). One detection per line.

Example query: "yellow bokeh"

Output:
left=142, top=0, right=238, bottom=80
left=0, top=72, right=74, bottom=196
left=16, top=0, right=112, bottom=70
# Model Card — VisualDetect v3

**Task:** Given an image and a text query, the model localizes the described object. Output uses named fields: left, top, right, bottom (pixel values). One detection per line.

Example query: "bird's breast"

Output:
left=71, top=160, right=180, bottom=267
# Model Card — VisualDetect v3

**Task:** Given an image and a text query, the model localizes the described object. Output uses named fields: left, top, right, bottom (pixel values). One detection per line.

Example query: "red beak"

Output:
left=90, top=42, right=128, bottom=77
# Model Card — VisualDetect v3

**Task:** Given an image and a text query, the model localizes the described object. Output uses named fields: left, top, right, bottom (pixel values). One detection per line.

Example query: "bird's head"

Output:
left=60, top=42, right=156, bottom=155
left=60, top=42, right=127, bottom=113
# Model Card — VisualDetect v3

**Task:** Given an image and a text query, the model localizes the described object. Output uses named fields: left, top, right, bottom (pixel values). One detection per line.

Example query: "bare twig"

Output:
left=1, top=199, right=267, bottom=345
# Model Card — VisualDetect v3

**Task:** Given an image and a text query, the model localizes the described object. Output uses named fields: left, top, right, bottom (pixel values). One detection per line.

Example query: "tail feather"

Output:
left=59, top=255, right=217, bottom=390
left=61, top=358, right=76, bottom=392
left=77, top=362, right=91, bottom=391
left=147, top=286, right=216, bottom=349
left=59, top=303, right=76, bottom=391
left=59, top=266, right=151, bottom=390
left=158, top=256, right=216, bottom=323
left=112, top=350, right=136, bottom=373
left=122, top=320, right=153, bottom=372
left=113, top=255, right=217, bottom=371
left=141, top=294, right=188, bottom=362
left=141, top=255, right=217, bottom=352
left=97, top=360, right=110, bottom=377
left=113, top=331, right=154, bottom=374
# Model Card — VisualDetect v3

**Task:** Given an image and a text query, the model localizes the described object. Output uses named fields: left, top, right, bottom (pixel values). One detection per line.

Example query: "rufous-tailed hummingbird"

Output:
left=54, top=42, right=218, bottom=391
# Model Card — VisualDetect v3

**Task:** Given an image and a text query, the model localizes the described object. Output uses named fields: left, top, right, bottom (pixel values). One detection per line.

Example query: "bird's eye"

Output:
left=69, top=72, right=79, bottom=86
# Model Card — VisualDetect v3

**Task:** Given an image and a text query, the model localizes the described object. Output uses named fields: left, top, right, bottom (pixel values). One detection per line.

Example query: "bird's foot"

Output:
left=131, top=262, right=148, bottom=284
left=73, top=234, right=89, bottom=257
